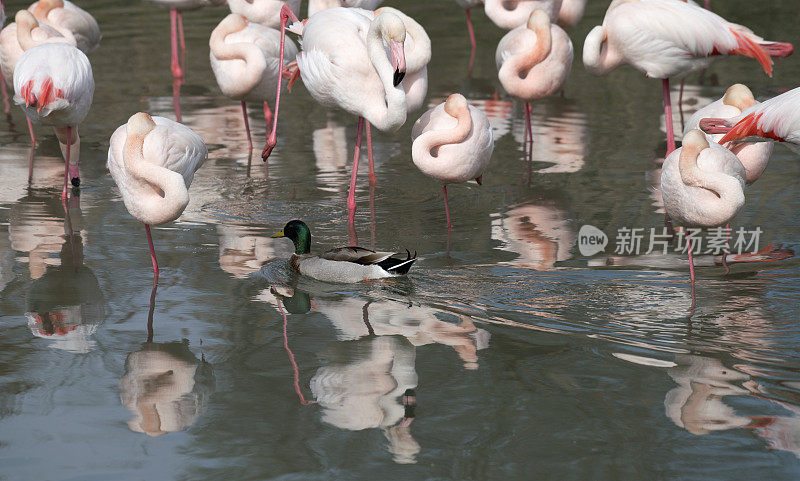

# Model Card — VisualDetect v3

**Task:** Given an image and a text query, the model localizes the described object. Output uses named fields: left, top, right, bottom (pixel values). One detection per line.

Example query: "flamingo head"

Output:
left=15, top=9, right=39, bottom=31
left=20, top=77, right=64, bottom=114
left=376, top=12, right=406, bottom=86
left=722, top=84, right=757, bottom=112
left=127, top=112, right=157, bottom=137
left=32, top=0, right=63, bottom=19
left=444, top=93, right=469, bottom=118
left=682, top=129, right=711, bottom=155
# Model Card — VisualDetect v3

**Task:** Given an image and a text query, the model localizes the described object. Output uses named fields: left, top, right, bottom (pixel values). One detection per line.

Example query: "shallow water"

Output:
left=1, top=0, right=800, bottom=479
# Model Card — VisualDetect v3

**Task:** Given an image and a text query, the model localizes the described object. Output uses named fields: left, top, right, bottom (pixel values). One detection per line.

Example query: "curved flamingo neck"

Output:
left=210, top=15, right=266, bottom=98
left=583, top=26, right=623, bottom=75
left=123, top=115, right=189, bottom=226
left=33, top=0, right=63, bottom=19
left=365, top=14, right=407, bottom=131
left=16, top=11, right=40, bottom=51
left=412, top=102, right=473, bottom=174
left=678, top=141, right=744, bottom=224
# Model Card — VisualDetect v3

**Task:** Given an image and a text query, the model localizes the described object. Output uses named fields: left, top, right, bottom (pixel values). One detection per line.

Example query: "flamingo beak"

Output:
left=390, top=39, right=406, bottom=86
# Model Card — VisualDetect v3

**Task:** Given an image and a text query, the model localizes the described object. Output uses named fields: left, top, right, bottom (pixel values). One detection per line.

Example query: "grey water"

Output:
left=1, top=0, right=800, bottom=479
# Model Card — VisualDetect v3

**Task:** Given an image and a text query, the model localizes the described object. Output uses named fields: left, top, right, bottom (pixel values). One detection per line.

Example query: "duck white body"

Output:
left=485, top=0, right=562, bottom=30
left=228, top=0, right=301, bottom=28
left=685, top=84, right=772, bottom=184
left=28, top=0, right=100, bottom=54
left=0, top=9, right=75, bottom=85
left=107, top=113, right=207, bottom=226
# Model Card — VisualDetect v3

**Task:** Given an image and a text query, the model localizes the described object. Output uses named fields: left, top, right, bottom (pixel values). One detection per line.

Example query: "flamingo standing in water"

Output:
left=411, top=93, right=494, bottom=228
left=583, top=0, right=793, bottom=158
left=27, top=0, right=100, bottom=54
left=107, top=112, right=207, bottom=282
left=701, top=86, right=800, bottom=147
left=484, top=0, right=562, bottom=30
left=660, top=129, right=746, bottom=283
left=271, top=7, right=430, bottom=229
left=210, top=13, right=298, bottom=156
left=14, top=42, right=93, bottom=199
left=1, top=10, right=76, bottom=143
left=496, top=10, right=573, bottom=155
left=145, top=0, right=226, bottom=79
left=308, top=0, right=383, bottom=16
left=228, top=0, right=301, bottom=28
left=454, top=0, right=482, bottom=73
left=686, top=84, right=772, bottom=184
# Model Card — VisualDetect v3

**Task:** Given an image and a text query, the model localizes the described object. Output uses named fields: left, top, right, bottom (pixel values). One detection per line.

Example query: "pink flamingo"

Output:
left=411, top=93, right=494, bottom=228
left=660, top=129, right=746, bottom=283
left=270, top=6, right=430, bottom=230
left=556, top=0, right=585, bottom=28
left=701, top=86, right=800, bottom=146
left=308, top=0, right=383, bottom=16
left=228, top=0, right=301, bottom=28
left=484, top=0, right=562, bottom=30
left=496, top=10, right=572, bottom=155
left=145, top=0, right=226, bottom=79
left=107, top=112, right=207, bottom=282
left=14, top=42, right=93, bottom=199
left=455, top=0, right=482, bottom=73
left=583, top=0, right=793, bottom=157
left=1, top=10, right=76, bottom=143
left=210, top=13, right=298, bottom=156
left=27, top=0, right=99, bottom=54
left=686, top=84, right=772, bottom=184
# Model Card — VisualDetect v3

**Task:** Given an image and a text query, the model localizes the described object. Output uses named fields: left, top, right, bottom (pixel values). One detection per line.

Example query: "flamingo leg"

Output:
left=26, top=116, right=35, bottom=146
left=525, top=102, right=533, bottom=157
left=348, top=116, right=365, bottom=227
left=177, top=10, right=186, bottom=72
left=241, top=101, right=253, bottom=153
left=60, top=126, right=72, bottom=200
left=366, top=121, right=376, bottom=184
left=465, top=8, right=476, bottom=75
left=687, top=234, right=696, bottom=284
left=262, top=4, right=299, bottom=161
left=263, top=101, right=273, bottom=139
left=703, top=0, right=710, bottom=9
left=722, top=223, right=731, bottom=275
left=169, top=9, right=183, bottom=79
left=443, top=184, right=452, bottom=229
left=663, top=78, right=676, bottom=156
left=68, top=127, right=79, bottom=186
left=145, top=224, right=160, bottom=282
left=172, top=78, right=182, bottom=123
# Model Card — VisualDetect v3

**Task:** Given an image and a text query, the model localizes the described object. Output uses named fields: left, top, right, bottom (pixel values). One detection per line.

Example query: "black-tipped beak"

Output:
left=393, top=69, right=405, bottom=87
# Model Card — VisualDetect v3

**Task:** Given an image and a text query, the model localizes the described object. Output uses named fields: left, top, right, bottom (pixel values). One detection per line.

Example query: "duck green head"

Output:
left=272, top=220, right=311, bottom=255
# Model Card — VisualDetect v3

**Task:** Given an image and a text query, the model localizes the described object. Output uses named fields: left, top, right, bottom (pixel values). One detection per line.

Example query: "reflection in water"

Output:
left=119, top=340, right=215, bottom=437
left=217, top=224, right=291, bottom=278
left=658, top=83, right=714, bottom=139
left=511, top=100, right=589, bottom=173
left=491, top=202, right=574, bottom=269
left=313, top=119, right=349, bottom=194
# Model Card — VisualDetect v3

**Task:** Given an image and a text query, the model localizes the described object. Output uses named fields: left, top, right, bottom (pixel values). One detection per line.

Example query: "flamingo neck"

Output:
left=412, top=104, right=473, bottom=176
left=583, top=26, right=623, bottom=75
left=375, top=7, right=431, bottom=73
left=366, top=16, right=406, bottom=131
left=210, top=16, right=266, bottom=98
left=33, top=0, right=62, bottom=19
left=16, top=12, right=40, bottom=51
left=123, top=120, right=189, bottom=226
left=678, top=145, right=744, bottom=225
left=498, top=21, right=552, bottom=97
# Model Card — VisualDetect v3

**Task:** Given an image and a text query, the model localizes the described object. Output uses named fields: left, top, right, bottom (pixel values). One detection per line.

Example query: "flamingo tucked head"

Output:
left=32, top=0, right=64, bottom=20
left=20, top=77, right=64, bottom=113
left=722, top=84, right=756, bottom=112
left=377, top=12, right=407, bottom=86
left=444, top=93, right=469, bottom=118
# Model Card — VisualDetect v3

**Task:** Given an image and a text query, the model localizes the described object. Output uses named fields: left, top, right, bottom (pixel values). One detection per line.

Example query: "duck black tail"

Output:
left=380, top=250, right=417, bottom=275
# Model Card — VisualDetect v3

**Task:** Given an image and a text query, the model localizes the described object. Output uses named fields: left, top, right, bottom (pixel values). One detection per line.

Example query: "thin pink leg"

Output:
left=465, top=8, right=476, bottom=75
left=663, top=78, right=676, bottom=156
left=169, top=9, right=183, bottom=79
left=277, top=297, right=312, bottom=405
left=61, top=126, right=71, bottom=200
left=687, top=234, right=696, bottom=285
left=172, top=78, right=182, bottom=123
left=525, top=103, right=533, bottom=148
left=26, top=116, right=35, bottom=145
left=145, top=224, right=160, bottom=282
left=67, top=127, right=79, bottom=185
left=366, top=121, right=376, bottom=184
left=241, top=101, right=253, bottom=153
left=262, top=5, right=299, bottom=161
left=703, top=0, right=710, bottom=9
left=177, top=10, right=186, bottom=72
left=348, top=117, right=365, bottom=227
left=443, top=184, right=452, bottom=229
left=263, top=101, right=273, bottom=139
left=722, top=223, right=730, bottom=275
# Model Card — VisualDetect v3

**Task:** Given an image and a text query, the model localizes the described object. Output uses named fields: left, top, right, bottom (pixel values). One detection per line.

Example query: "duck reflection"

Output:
left=491, top=202, right=574, bottom=270
left=217, top=223, right=292, bottom=278
left=119, top=339, right=215, bottom=437
left=21, top=197, right=103, bottom=353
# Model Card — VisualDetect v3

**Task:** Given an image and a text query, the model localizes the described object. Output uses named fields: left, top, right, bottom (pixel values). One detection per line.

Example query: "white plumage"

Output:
left=27, top=0, right=100, bottom=54
left=228, top=0, right=301, bottom=28
left=484, top=0, right=562, bottom=30
left=0, top=10, right=76, bottom=85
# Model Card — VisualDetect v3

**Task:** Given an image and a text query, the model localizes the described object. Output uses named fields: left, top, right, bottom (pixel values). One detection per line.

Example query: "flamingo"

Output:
left=484, top=0, right=562, bottom=30
left=13, top=42, right=93, bottom=199
left=228, top=0, right=301, bottom=28
left=701, top=86, right=800, bottom=146
left=1, top=10, right=76, bottom=144
left=27, top=0, right=100, bottom=54
left=660, top=129, right=746, bottom=283
left=686, top=84, right=772, bottom=184
left=274, top=7, right=430, bottom=228
left=107, top=112, right=207, bottom=282
left=556, top=0, right=585, bottom=28
left=145, top=0, right=226, bottom=79
left=411, top=93, right=493, bottom=228
left=496, top=10, right=573, bottom=155
left=210, top=13, right=298, bottom=156
left=583, top=0, right=793, bottom=157
left=308, top=0, right=383, bottom=16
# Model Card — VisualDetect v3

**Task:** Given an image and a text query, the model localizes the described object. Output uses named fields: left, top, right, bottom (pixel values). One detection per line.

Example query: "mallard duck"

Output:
left=271, top=220, right=417, bottom=283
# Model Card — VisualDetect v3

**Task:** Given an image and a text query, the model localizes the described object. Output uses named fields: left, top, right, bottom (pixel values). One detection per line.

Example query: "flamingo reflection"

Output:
left=492, top=202, right=574, bottom=270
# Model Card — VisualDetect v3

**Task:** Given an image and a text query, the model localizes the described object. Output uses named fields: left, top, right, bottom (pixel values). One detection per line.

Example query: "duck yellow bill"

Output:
left=271, top=230, right=285, bottom=238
